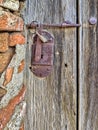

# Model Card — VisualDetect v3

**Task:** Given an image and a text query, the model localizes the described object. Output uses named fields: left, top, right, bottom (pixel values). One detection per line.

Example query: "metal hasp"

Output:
left=28, top=21, right=81, bottom=78
left=30, top=30, right=54, bottom=78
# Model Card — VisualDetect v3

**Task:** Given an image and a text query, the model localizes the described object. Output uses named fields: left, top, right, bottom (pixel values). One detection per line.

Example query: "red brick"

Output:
left=0, top=0, right=19, bottom=11
left=0, top=11, right=23, bottom=31
left=3, top=67, right=14, bottom=86
left=18, top=60, right=25, bottom=73
left=0, top=85, right=26, bottom=130
left=0, top=33, right=9, bottom=52
left=0, top=0, right=3, bottom=3
left=19, top=123, right=24, bottom=130
left=0, top=48, right=15, bottom=74
left=0, top=87, right=7, bottom=101
left=9, top=33, right=25, bottom=46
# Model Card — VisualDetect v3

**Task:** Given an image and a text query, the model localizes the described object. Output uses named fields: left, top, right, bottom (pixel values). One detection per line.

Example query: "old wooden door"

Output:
left=24, top=0, right=98, bottom=130
left=24, top=0, right=77, bottom=130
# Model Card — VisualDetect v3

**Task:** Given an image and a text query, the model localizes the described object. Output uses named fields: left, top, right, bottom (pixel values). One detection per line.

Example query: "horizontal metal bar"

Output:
left=26, top=21, right=81, bottom=29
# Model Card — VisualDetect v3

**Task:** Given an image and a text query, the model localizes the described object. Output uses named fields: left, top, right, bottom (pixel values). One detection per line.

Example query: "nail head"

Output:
left=89, top=17, right=97, bottom=25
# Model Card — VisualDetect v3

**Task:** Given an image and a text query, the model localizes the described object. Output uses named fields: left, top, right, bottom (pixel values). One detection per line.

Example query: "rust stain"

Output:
left=18, top=60, right=25, bottom=73
left=3, top=67, right=14, bottom=86
left=0, top=85, right=26, bottom=130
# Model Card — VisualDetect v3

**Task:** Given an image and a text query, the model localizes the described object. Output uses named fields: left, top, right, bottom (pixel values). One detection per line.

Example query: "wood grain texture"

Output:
left=79, top=0, right=98, bottom=130
left=24, top=0, right=77, bottom=130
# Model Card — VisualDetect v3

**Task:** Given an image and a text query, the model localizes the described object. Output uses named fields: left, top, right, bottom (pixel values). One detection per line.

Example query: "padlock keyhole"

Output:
left=41, top=54, right=43, bottom=59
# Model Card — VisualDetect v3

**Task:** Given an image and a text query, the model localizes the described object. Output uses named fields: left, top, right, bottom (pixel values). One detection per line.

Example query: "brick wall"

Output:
left=0, top=1, right=26, bottom=130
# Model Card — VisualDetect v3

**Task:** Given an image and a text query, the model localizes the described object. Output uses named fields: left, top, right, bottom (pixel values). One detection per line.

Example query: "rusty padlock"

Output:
left=30, top=30, right=54, bottom=78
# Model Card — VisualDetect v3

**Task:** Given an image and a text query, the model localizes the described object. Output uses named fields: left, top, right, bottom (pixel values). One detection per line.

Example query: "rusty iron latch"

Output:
left=27, top=21, right=81, bottom=28
left=27, top=21, right=81, bottom=78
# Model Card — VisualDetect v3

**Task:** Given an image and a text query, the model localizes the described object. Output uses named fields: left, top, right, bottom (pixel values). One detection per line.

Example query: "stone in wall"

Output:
left=0, top=44, right=26, bottom=108
left=18, top=60, right=25, bottom=73
left=19, top=123, right=24, bottom=130
left=0, top=0, right=19, bottom=11
left=0, top=85, right=26, bottom=130
left=3, top=67, right=14, bottom=86
left=9, top=33, right=25, bottom=46
left=0, top=33, right=25, bottom=52
left=0, top=33, right=9, bottom=52
left=0, top=87, right=7, bottom=101
left=0, top=48, right=15, bottom=74
left=4, top=101, right=26, bottom=130
left=0, top=10, right=24, bottom=31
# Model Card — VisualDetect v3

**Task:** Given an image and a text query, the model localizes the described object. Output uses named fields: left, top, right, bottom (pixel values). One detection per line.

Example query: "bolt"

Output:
left=89, top=17, right=97, bottom=25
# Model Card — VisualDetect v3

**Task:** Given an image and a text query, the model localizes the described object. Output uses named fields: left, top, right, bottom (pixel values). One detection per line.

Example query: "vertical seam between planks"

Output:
left=77, top=0, right=82, bottom=130
left=76, top=0, right=80, bottom=130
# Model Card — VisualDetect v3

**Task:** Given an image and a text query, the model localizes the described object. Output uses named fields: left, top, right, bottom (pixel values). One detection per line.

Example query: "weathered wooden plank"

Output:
left=24, top=0, right=77, bottom=130
left=79, top=0, right=98, bottom=129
